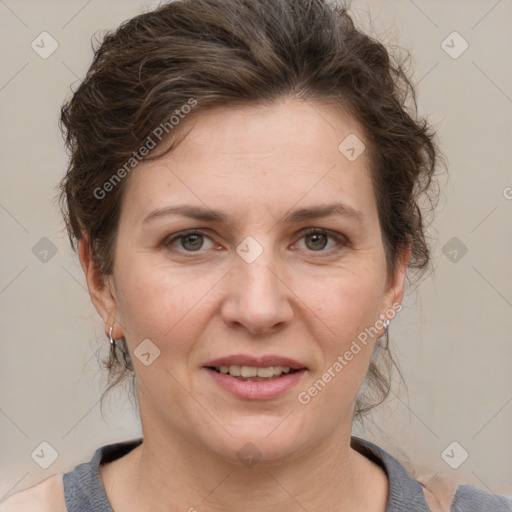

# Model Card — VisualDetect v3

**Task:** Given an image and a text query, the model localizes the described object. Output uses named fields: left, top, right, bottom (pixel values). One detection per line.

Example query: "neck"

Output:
left=103, top=422, right=388, bottom=512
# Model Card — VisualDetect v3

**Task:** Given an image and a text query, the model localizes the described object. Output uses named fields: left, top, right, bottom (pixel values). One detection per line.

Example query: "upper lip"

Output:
left=204, top=354, right=307, bottom=370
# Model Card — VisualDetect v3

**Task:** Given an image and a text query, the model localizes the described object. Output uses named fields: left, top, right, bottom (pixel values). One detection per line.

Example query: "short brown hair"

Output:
left=59, top=0, right=440, bottom=415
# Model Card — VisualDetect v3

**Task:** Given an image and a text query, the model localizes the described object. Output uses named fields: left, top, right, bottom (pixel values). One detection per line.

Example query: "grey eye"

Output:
left=305, top=233, right=328, bottom=251
left=180, top=233, right=204, bottom=251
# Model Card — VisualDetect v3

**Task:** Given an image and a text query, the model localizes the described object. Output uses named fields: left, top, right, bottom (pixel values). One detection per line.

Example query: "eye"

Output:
left=294, top=228, right=343, bottom=252
left=164, top=230, right=216, bottom=252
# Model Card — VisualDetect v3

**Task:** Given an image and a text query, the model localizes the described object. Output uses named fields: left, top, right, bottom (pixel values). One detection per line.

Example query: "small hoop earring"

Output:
left=382, top=320, right=390, bottom=350
left=108, top=325, right=118, bottom=364
left=108, top=325, right=133, bottom=370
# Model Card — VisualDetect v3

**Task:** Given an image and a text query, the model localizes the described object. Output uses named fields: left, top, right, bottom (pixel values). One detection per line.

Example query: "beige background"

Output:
left=1, top=0, right=511, bottom=500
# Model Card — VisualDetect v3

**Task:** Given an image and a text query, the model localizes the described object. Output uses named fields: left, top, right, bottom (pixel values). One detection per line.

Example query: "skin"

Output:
left=80, top=97, right=409, bottom=512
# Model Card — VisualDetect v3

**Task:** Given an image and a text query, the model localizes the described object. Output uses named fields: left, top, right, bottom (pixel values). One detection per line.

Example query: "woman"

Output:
left=2, top=0, right=510, bottom=511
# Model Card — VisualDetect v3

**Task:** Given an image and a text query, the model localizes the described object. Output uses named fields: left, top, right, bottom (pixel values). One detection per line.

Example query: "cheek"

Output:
left=112, top=257, right=218, bottom=353
left=295, top=275, right=381, bottom=413
left=293, top=266, right=386, bottom=402
left=296, top=268, right=385, bottom=344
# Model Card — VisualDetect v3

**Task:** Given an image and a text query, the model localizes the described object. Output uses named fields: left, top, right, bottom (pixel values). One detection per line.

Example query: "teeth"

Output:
left=241, top=366, right=258, bottom=378
left=214, top=365, right=296, bottom=379
left=256, top=367, right=274, bottom=378
left=229, top=365, right=241, bottom=377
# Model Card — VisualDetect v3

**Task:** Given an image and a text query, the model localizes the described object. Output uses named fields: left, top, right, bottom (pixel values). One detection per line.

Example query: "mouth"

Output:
left=206, top=364, right=301, bottom=382
left=202, top=355, right=308, bottom=399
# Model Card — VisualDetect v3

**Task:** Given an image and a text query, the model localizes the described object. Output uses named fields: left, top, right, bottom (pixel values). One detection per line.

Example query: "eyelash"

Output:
left=163, top=228, right=347, bottom=255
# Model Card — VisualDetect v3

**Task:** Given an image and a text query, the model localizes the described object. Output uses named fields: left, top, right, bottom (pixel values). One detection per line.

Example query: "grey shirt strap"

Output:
left=63, top=439, right=143, bottom=512
left=351, top=437, right=431, bottom=511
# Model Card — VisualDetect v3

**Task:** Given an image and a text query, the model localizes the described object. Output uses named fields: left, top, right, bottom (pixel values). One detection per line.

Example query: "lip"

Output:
left=203, top=354, right=307, bottom=370
left=204, top=367, right=308, bottom=400
left=203, top=354, right=308, bottom=400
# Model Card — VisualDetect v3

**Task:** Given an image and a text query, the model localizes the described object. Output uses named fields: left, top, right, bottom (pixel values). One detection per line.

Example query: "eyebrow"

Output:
left=142, top=202, right=365, bottom=226
left=142, top=205, right=229, bottom=225
left=282, top=202, right=365, bottom=225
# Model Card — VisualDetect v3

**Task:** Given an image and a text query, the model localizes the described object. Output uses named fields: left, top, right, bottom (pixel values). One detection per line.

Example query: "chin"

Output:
left=198, top=417, right=313, bottom=467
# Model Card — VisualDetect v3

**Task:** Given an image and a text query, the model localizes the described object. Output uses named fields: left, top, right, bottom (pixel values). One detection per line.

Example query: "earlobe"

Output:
left=78, top=237, right=121, bottom=337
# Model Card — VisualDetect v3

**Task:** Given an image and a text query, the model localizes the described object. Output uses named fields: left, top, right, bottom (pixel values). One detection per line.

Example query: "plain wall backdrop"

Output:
left=1, top=0, right=511, bottom=500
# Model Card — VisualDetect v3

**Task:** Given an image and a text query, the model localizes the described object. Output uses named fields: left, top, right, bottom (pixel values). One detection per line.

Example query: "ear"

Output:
left=380, top=243, right=411, bottom=332
left=78, top=236, right=123, bottom=339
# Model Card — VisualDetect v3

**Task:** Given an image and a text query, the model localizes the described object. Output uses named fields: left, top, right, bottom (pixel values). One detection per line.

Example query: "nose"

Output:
left=220, top=257, right=294, bottom=335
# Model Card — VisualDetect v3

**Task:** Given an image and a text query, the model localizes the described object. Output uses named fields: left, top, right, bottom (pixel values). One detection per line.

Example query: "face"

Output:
left=83, top=98, right=407, bottom=465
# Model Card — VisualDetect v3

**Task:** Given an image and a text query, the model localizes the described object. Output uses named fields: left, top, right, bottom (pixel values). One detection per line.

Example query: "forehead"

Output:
left=123, top=98, right=377, bottom=223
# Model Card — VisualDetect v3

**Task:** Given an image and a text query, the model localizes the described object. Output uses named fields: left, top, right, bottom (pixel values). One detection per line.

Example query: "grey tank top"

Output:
left=62, top=437, right=512, bottom=511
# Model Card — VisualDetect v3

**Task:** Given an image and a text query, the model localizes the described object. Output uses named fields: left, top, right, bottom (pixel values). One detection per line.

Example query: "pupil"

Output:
left=306, top=233, right=327, bottom=250
left=182, top=234, right=203, bottom=251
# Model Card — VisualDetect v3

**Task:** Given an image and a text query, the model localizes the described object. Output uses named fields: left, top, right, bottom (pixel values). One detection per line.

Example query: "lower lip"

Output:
left=204, top=368, right=307, bottom=400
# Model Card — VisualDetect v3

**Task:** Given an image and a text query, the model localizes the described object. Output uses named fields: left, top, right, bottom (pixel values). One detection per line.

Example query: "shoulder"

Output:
left=452, top=484, right=512, bottom=511
left=0, top=474, right=67, bottom=512
left=353, top=437, right=512, bottom=512
left=0, top=439, right=141, bottom=512
left=416, top=471, right=512, bottom=512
